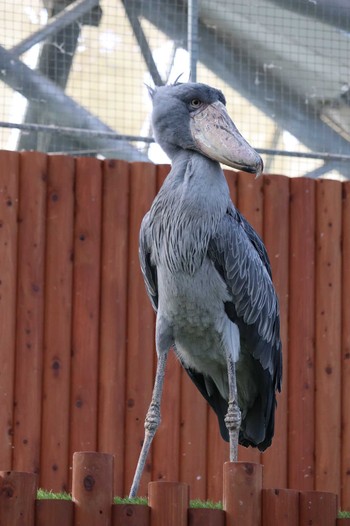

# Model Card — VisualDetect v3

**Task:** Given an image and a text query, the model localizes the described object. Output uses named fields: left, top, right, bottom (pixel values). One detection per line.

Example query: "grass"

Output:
left=37, top=490, right=222, bottom=509
left=36, top=490, right=350, bottom=517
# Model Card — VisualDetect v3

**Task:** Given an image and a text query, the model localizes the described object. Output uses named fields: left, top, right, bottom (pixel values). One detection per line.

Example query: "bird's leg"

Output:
left=225, top=353, right=241, bottom=461
left=129, top=349, right=168, bottom=497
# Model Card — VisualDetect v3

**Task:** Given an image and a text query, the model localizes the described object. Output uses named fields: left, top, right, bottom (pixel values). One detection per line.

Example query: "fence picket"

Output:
left=41, top=155, right=75, bottom=493
left=342, top=181, right=350, bottom=510
left=223, top=462, right=263, bottom=526
left=148, top=481, right=189, bottom=526
left=188, top=508, right=225, bottom=526
left=262, top=489, right=299, bottom=526
left=124, top=162, right=157, bottom=496
left=36, top=499, right=74, bottom=526
left=112, top=503, right=150, bottom=526
left=299, top=491, right=337, bottom=526
left=0, top=151, right=19, bottom=470
left=288, top=177, right=316, bottom=490
left=98, top=160, right=130, bottom=497
left=13, top=151, right=47, bottom=474
left=72, top=452, right=114, bottom=526
left=262, top=175, right=289, bottom=488
left=315, top=180, right=342, bottom=497
left=70, top=158, right=102, bottom=457
left=0, top=471, right=37, bottom=525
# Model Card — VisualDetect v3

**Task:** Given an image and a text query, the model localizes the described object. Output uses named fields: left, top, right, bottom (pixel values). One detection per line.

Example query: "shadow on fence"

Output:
left=0, top=452, right=348, bottom=526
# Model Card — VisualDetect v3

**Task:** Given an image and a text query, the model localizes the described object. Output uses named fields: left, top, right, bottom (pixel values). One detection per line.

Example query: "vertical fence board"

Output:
left=262, top=489, right=299, bottom=526
left=152, top=165, right=181, bottom=485
left=98, top=160, right=129, bottom=497
left=342, top=181, right=350, bottom=510
left=188, top=508, right=225, bottom=526
left=72, top=452, right=114, bottom=526
left=148, top=481, right=189, bottom=526
left=112, top=503, right=150, bottom=526
left=124, top=163, right=157, bottom=496
left=70, top=158, right=102, bottom=457
left=223, top=462, right=263, bottom=526
left=299, top=491, right=338, bottom=526
left=236, top=171, right=263, bottom=465
left=36, top=500, right=74, bottom=526
left=206, top=411, right=228, bottom=501
left=0, top=151, right=19, bottom=469
left=315, top=180, right=342, bottom=496
left=41, top=155, right=75, bottom=493
left=180, top=370, right=208, bottom=500
left=288, top=177, right=315, bottom=490
left=262, top=175, right=289, bottom=488
left=0, top=471, right=37, bottom=526
left=13, top=152, right=47, bottom=474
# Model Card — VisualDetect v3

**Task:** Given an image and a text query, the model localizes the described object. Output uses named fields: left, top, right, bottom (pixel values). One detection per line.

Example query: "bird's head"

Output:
left=148, top=81, right=263, bottom=176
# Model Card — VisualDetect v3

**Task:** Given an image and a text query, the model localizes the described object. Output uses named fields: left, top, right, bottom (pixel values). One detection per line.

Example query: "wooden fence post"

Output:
left=299, top=491, right=338, bottom=526
left=148, top=481, right=189, bottom=526
left=0, top=471, right=37, bottom=525
left=112, top=503, right=150, bottom=526
left=36, top=499, right=74, bottom=526
left=72, top=451, right=114, bottom=526
left=262, top=488, right=299, bottom=526
left=188, top=508, right=225, bottom=526
left=223, top=461, right=263, bottom=526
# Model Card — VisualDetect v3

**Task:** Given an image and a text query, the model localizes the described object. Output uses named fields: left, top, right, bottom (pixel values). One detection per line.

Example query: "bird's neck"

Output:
left=148, top=150, right=230, bottom=274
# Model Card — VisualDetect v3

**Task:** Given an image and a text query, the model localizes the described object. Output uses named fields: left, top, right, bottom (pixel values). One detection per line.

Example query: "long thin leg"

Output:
left=225, top=353, right=241, bottom=461
left=129, top=349, right=169, bottom=497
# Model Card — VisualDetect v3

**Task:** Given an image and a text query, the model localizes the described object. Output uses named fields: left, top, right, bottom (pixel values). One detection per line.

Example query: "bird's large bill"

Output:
left=190, top=100, right=263, bottom=176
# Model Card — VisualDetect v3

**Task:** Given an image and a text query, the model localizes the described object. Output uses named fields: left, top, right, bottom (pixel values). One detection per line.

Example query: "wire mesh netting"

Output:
left=0, top=0, right=349, bottom=178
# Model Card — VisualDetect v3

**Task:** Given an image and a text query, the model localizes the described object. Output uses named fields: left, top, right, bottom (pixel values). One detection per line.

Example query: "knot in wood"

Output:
left=83, top=474, right=95, bottom=492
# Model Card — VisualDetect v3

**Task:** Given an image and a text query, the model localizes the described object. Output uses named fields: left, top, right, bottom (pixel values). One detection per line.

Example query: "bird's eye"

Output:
left=190, top=99, right=202, bottom=108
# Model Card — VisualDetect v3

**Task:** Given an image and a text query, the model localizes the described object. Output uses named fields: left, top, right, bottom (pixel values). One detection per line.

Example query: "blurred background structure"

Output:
left=0, top=0, right=349, bottom=178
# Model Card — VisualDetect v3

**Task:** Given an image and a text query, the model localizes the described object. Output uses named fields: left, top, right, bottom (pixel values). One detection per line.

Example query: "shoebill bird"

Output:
left=129, top=81, right=282, bottom=497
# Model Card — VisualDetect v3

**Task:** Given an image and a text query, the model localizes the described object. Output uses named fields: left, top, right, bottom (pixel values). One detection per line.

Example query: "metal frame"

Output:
left=0, top=0, right=349, bottom=174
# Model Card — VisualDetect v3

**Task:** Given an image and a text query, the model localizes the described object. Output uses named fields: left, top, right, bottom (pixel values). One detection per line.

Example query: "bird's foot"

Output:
left=225, top=399, right=241, bottom=462
left=144, top=402, right=161, bottom=434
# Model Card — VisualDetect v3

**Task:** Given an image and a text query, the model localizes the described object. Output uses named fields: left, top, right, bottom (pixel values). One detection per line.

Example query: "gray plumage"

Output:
left=130, top=81, right=282, bottom=497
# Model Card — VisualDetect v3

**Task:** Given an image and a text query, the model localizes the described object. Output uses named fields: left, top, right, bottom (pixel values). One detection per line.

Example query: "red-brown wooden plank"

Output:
left=98, top=160, right=130, bottom=497
left=124, top=162, right=157, bottom=496
left=152, top=165, right=181, bottom=486
left=223, top=462, right=263, bottom=526
left=189, top=508, right=225, bottom=526
left=288, top=177, right=316, bottom=490
left=13, top=151, right=47, bottom=474
left=180, top=369, right=208, bottom=500
left=315, top=179, right=342, bottom=496
left=41, top=155, right=74, bottom=493
left=341, top=181, right=350, bottom=510
left=236, top=171, right=263, bottom=465
left=262, top=175, right=289, bottom=488
left=152, top=351, right=181, bottom=483
left=70, top=158, right=102, bottom=457
left=0, top=151, right=19, bottom=469
left=0, top=471, right=37, bottom=525
left=113, top=504, right=150, bottom=525
left=36, top=500, right=74, bottom=526
left=148, top=481, right=189, bottom=526
left=299, top=491, right=338, bottom=526
left=206, top=409, right=228, bottom=501
left=262, top=489, right=299, bottom=526
left=72, top=452, right=114, bottom=526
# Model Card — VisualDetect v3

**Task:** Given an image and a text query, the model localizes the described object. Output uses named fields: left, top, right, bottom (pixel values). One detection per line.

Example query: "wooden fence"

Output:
left=0, top=151, right=349, bottom=507
left=0, top=451, right=347, bottom=526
